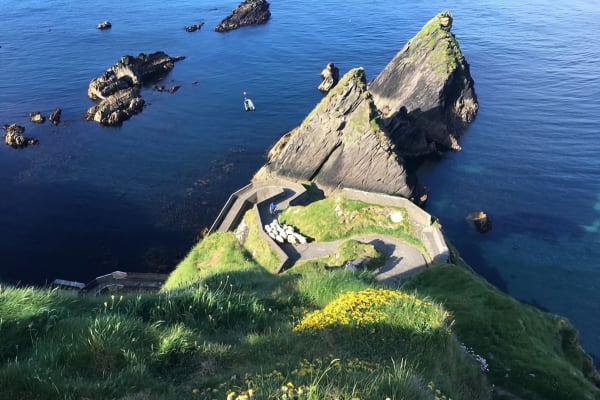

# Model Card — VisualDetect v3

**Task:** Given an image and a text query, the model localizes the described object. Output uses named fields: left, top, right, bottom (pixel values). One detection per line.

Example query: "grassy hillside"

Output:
left=1, top=232, right=488, bottom=400
left=403, top=262, right=600, bottom=400
left=1, top=198, right=598, bottom=399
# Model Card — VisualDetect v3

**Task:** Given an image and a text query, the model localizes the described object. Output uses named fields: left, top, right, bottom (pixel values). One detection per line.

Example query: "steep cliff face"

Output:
left=253, top=68, right=414, bottom=198
left=369, top=12, right=478, bottom=156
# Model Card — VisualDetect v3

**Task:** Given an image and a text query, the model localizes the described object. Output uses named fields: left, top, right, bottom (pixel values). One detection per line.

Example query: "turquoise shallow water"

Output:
left=1, top=0, right=599, bottom=360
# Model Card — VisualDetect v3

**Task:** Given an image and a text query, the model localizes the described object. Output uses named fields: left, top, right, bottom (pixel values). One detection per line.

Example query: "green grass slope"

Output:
left=1, top=197, right=598, bottom=399
left=0, top=233, right=489, bottom=400
left=403, top=263, right=600, bottom=400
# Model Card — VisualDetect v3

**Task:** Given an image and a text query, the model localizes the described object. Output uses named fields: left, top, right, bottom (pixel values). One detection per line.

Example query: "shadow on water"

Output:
left=451, top=241, right=509, bottom=293
left=0, top=180, right=192, bottom=285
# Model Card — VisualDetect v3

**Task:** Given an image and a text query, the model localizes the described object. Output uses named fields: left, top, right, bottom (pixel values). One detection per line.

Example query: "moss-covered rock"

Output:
left=369, top=11, right=478, bottom=155
left=253, top=67, right=414, bottom=198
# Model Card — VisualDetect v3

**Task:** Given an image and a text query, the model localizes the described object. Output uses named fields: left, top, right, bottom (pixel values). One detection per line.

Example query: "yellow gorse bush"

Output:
left=294, top=288, right=445, bottom=332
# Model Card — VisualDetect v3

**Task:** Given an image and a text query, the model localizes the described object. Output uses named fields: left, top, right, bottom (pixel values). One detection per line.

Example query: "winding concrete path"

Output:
left=211, top=178, right=447, bottom=285
left=257, top=194, right=428, bottom=286
left=294, top=234, right=428, bottom=286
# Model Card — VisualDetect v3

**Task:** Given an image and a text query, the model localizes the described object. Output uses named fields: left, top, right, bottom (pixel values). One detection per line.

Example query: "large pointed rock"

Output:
left=369, top=12, right=478, bottom=156
left=253, top=68, right=414, bottom=198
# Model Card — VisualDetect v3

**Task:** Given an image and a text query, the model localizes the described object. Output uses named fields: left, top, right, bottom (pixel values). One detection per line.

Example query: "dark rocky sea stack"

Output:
left=215, top=0, right=271, bottom=32
left=253, top=68, right=415, bottom=199
left=369, top=11, right=478, bottom=156
left=49, top=108, right=62, bottom=125
left=85, top=52, right=180, bottom=126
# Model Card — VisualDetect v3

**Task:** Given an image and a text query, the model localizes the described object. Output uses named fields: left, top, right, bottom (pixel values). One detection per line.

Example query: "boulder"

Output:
left=3, top=124, right=38, bottom=148
left=369, top=11, right=478, bottom=156
left=85, top=87, right=144, bottom=126
left=466, top=210, right=492, bottom=233
left=317, top=62, right=340, bottom=93
left=215, top=0, right=271, bottom=32
left=49, top=108, right=62, bottom=125
left=97, top=21, right=112, bottom=30
left=253, top=68, right=414, bottom=198
left=86, top=52, right=179, bottom=125
left=29, top=111, right=45, bottom=123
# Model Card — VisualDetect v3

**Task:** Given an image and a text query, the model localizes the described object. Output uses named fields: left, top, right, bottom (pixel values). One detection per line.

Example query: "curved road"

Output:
left=259, top=200, right=428, bottom=285
left=295, top=234, right=428, bottom=286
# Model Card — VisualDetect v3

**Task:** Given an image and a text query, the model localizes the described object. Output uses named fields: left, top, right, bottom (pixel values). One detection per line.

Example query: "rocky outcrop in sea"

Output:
left=97, top=21, right=111, bottom=30
left=253, top=68, right=415, bottom=199
left=369, top=11, right=478, bottom=156
left=185, top=22, right=204, bottom=32
left=215, top=0, right=271, bottom=32
left=29, top=112, right=45, bottom=123
left=49, top=108, right=62, bottom=125
left=3, top=124, right=38, bottom=148
left=85, top=52, right=182, bottom=126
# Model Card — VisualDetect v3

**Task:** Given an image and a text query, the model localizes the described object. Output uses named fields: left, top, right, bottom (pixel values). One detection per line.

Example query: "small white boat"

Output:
left=244, top=97, right=255, bottom=111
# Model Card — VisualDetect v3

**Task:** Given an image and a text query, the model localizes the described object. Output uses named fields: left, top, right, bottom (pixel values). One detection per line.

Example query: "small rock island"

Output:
left=85, top=52, right=183, bottom=126
left=215, top=0, right=271, bottom=32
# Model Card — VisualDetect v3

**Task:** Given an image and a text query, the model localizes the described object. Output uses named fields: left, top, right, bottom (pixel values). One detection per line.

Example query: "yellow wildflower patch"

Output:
left=294, top=288, right=442, bottom=333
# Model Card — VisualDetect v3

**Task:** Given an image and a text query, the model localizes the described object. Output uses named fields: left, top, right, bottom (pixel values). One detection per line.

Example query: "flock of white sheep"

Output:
left=264, top=220, right=307, bottom=245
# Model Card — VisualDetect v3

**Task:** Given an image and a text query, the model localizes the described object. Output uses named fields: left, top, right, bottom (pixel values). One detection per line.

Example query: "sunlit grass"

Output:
left=279, top=196, right=426, bottom=254
left=240, top=208, right=281, bottom=272
left=1, top=231, right=597, bottom=399
left=403, top=263, right=600, bottom=400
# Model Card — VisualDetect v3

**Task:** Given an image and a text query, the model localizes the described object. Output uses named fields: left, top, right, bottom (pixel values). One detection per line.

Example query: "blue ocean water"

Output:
left=1, top=0, right=599, bottom=359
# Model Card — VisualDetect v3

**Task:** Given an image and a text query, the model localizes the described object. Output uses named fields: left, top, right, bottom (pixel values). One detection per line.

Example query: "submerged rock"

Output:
left=253, top=68, right=414, bottom=198
left=317, top=62, right=340, bottom=93
left=215, top=0, right=271, bottom=32
left=3, top=124, right=38, bottom=148
left=86, top=52, right=180, bottom=125
left=369, top=11, right=478, bottom=156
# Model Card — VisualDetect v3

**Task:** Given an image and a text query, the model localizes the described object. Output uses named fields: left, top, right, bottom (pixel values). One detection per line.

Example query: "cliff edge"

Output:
left=253, top=68, right=415, bottom=198
left=369, top=12, right=478, bottom=156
